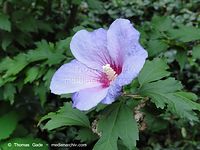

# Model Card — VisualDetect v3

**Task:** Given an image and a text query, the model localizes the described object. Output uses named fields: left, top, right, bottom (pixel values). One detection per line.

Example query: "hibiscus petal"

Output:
left=107, top=18, right=142, bottom=65
left=101, top=80, right=122, bottom=104
left=72, top=86, right=109, bottom=110
left=50, top=59, right=101, bottom=95
left=116, top=49, right=147, bottom=86
left=70, top=28, right=111, bottom=71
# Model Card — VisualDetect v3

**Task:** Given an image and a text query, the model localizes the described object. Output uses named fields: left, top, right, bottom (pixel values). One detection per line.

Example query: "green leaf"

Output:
left=152, top=16, right=172, bottom=31
left=0, top=111, right=18, bottom=140
left=138, top=58, right=170, bottom=86
left=139, top=78, right=183, bottom=109
left=3, top=83, right=16, bottom=103
left=87, top=0, right=103, bottom=10
left=34, top=83, right=47, bottom=106
left=168, top=25, right=200, bottom=42
left=140, top=78, right=200, bottom=121
left=168, top=92, right=200, bottom=121
left=176, top=51, right=187, bottom=70
left=27, top=40, right=65, bottom=65
left=0, top=13, right=11, bottom=31
left=116, top=104, right=139, bottom=149
left=147, top=39, right=169, bottom=56
left=24, top=67, right=39, bottom=84
left=39, top=103, right=90, bottom=130
left=145, top=113, right=169, bottom=132
left=94, top=103, right=138, bottom=150
left=0, top=137, right=48, bottom=150
left=76, top=128, right=98, bottom=143
left=2, top=54, right=28, bottom=78
left=192, top=45, right=200, bottom=59
left=1, top=34, right=12, bottom=50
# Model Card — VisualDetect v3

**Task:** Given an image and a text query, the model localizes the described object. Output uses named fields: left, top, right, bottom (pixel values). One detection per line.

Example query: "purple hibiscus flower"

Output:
left=50, top=19, right=148, bottom=110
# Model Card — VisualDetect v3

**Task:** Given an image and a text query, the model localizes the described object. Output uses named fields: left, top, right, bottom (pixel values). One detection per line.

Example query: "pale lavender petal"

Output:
left=70, top=28, right=112, bottom=71
left=116, top=48, right=147, bottom=86
left=101, top=80, right=122, bottom=104
left=107, top=18, right=141, bottom=65
left=50, top=59, right=101, bottom=95
left=72, top=86, right=109, bottom=110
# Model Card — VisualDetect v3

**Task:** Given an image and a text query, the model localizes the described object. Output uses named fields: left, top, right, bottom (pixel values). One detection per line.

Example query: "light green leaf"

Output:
left=139, top=78, right=183, bottom=108
left=147, top=39, right=169, bottom=56
left=168, top=25, right=200, bottom=42
left=192, top=45, right=200, bottom=59
left=138, top=58, right=170, bottom=86
left=87, top=0, right=103, bottom=10
left=0, top=13, right=11, bottom=31
left=39, top=103, right=90, bottom=130
left=2, top=54, right=28, bottom=78
left=0, top=111, right=18, bottom=140
left=152, top=16, right=172, bottom=31
left=139, top=78, right=200, bottom=121
left=24, top=67, right=39, bottom=84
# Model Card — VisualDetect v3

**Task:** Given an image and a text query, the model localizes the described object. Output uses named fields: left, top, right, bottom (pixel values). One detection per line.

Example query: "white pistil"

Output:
left=102, top=64, right=117, bottom=81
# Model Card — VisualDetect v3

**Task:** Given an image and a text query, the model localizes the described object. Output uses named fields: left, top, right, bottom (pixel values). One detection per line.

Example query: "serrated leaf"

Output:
left=2, top=54, right=28, bottom=78
left=94, top=103, right=138, bottom=150
left=0, top=137, right=48, bottom=150
left=76, top=128, right=98, bottom=143
left=34, top=83, right=47, bottom=106
left=192, top=45, right=200, bottom=59
left=147, top=39, right=169, bottom=56
left=0, top=111, right=18, bottom=140
left=168, top=25, right=200, bottom=42
left=139, top=78, right=183, bottom=108
left=3, top=83, right=16, bottom=103
left=24, top=67, right=39, bottom=83
left=0, top=13, right=11, bottom=31
left=138, top=58, right=170, bottom=86
left=139, top=78, right=200, bottom=121
left=39, top=103, right=90, bottom=130
left=152, top=16, right=172, bottom=31
left=116, top=104, right=139, bottom=149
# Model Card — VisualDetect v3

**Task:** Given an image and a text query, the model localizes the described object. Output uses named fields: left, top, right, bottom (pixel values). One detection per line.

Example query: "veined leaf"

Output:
left=168, top=25, right=200, bottom=42
left=94, top=103, right=138, bottom=150
left=138, top=58, right=170, bottom=86
left=39, top=103, right=90, bottom=130
left=139, top=78, right=200, bottom=121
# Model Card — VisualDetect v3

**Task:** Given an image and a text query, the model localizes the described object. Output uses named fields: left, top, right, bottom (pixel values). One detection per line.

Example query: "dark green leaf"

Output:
left=0, top=13, right=11, bottom=31
left=94, top=103, right=139, bottom=150
left=0, top=111, right=18, bottom=140
left=192, top=45, right=200, bottom=59
left=76, top=128, right=98, bottom=143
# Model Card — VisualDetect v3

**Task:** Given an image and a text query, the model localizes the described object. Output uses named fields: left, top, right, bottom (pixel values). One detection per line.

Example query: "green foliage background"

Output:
left=0, top=0, right=200, bottom=149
